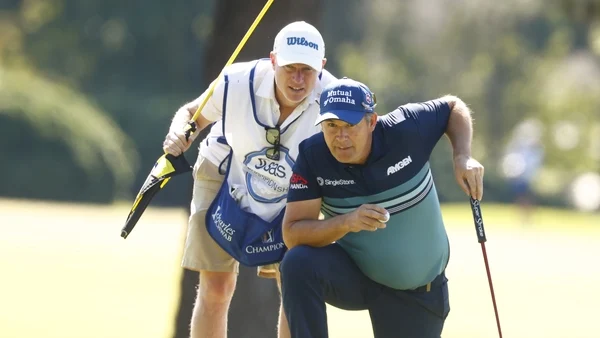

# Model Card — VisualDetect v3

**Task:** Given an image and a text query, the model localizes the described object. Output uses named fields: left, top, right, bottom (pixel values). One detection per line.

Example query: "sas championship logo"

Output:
left=245, top=229, right=285, bottom=255
left=243, top=147, right=296, bottom=203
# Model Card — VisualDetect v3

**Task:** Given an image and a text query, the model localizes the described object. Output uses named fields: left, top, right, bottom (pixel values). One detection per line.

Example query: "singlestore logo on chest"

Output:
left=243, top=147, right=296, bottom=203
left=316, top=177, right=356, bottom=187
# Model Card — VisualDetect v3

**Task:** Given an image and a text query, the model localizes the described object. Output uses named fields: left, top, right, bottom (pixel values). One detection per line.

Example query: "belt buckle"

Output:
left=413, top=282, right=432, bottom=293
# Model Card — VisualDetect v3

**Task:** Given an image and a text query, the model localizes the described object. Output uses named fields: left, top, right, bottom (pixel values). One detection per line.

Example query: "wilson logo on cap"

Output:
left=286, top=37, right=319, bottom=50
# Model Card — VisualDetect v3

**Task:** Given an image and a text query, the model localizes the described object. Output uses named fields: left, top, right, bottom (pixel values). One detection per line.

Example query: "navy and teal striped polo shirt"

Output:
left=287, top=99, right=451, bottom=290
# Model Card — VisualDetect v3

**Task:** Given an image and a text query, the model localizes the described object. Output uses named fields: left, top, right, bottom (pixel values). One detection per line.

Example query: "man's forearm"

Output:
left=284, top=215, right=349, bottom=249
left=168, top=102, right=213, bottom=143
left=444, top=96, right=473, bottom=158
left=169, top=106, right=193, bottom=133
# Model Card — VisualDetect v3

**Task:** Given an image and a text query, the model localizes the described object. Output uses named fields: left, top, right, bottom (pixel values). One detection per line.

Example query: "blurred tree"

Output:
left=561, top=0, right=600, bottom=24
left=0, top=0, right=597, bottom=211
left=0, top=5, right=138, bottom=200
left=171, top=1, right=323, bottom=338
left=332, top=0, right=600, bottom=203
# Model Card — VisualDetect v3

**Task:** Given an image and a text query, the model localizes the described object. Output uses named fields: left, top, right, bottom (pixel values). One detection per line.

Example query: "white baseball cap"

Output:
left=272, top=21, right=325, bottom=72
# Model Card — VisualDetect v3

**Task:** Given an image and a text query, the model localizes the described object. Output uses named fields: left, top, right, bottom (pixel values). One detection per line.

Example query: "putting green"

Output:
left=0, top=198, right=598, bottom=338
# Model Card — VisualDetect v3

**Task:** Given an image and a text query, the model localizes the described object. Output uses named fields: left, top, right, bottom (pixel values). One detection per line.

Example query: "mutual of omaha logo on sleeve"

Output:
left=289, top=173, right=309, bottom=190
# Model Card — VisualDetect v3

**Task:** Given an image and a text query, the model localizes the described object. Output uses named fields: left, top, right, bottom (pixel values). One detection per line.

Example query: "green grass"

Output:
left=0, top=198, right=598, bottom=338
left=441, top=202, right=600, bottom=231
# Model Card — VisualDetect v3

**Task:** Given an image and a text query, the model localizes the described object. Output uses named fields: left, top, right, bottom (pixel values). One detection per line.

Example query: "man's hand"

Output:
left=454, top=154, right=484, bottom=200
left=343, top=204, right=389, bottom=233
left=163, top=130, right=192, bottom=156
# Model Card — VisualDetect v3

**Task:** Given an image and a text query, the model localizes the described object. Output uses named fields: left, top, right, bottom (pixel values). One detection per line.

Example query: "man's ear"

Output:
left=269, top=52, right=277, bottom=68
left=369, top=113, right=378, bottom=130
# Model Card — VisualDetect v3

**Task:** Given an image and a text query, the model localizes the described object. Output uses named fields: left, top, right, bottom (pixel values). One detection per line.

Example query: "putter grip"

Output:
left=470, top=197, right=487, bottom=243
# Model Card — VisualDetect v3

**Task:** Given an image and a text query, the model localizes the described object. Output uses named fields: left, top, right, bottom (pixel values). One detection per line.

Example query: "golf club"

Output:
left=470, top=197, right=503, bottom=338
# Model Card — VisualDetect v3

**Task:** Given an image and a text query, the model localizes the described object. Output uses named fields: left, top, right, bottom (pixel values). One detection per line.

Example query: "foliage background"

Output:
left=2, top=0, right=598, bottom=209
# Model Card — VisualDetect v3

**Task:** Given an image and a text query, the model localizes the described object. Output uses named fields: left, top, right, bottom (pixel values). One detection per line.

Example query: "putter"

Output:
left=470, top=197, right=503, bottom=338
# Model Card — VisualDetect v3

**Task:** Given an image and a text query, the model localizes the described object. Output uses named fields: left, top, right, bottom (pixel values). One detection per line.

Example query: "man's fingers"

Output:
left=475, top=170, right=484, bottom=200
left=163, top=132, right=189, bottom=156
left=164, top=146, right=182, bottom=156
left=361, top=204, right=388, bottom=217
left=364, top=209, right=389, bottom=224
left=352, top=205, right=389, bottom=232
left=361, top=220, right=385, bottom=231
left=172, top=132, right=189, bottom=149
left=163, top=141, right=183, bottom=156
left=465, top=174, right=477, bottom=199
left=458, top=176, right=470, bottom=196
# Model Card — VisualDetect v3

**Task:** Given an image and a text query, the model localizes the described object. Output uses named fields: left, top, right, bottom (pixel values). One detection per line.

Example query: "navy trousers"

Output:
left=280, top=244, right=450, bottom=338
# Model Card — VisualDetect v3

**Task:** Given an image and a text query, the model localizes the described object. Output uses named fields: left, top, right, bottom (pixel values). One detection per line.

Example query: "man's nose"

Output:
left=336, top=127, right=349, bottom=139
left=291, top=70, right=304, bottom=83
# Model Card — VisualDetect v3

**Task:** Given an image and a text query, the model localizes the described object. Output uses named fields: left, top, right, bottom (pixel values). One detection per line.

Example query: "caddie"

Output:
left=162, top=21, right=336, bottom=338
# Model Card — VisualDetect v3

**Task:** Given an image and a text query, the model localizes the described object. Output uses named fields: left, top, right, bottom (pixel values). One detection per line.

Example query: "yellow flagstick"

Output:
left=121, top=0, right=276, bottom=239
left=189, top=0, right=275, bottom=124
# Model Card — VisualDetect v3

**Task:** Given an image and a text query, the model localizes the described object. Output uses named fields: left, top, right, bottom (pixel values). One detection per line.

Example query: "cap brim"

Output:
left=277, top=52, right=322, bottom=72
left=314, top=110, right=365, bottom=126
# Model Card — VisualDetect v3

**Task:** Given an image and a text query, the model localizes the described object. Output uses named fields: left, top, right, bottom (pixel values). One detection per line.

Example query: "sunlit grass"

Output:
left=0, top=198, right=598, bottom=338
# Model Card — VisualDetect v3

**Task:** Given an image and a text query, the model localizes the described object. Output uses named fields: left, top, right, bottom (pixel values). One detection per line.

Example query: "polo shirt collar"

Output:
left=364, top=122, right=387, bottom=165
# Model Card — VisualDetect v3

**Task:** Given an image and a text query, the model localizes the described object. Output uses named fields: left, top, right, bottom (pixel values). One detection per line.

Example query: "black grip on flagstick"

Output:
left=470, top=197, right=487, bottom=243
left=184, top=121, right=198, bottom=142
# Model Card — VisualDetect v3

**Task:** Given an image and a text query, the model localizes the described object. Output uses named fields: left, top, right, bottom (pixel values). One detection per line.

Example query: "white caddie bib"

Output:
left=220, top=59, right=330, bottom=222
left=204, top=60, right=333, bottom=266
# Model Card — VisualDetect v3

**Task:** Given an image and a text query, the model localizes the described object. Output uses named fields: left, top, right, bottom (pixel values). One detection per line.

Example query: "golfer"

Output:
left=162, top=21, right=335, bottom=338
left=280, top=77, right=484, bottom=338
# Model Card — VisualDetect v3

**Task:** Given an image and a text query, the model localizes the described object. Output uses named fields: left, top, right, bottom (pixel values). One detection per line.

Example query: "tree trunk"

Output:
left=172, top=1, right=322, bottom=337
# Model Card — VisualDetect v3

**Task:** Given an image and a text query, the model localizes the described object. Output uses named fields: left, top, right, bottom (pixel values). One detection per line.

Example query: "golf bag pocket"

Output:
left=205, top=180, right=287, bottom=267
